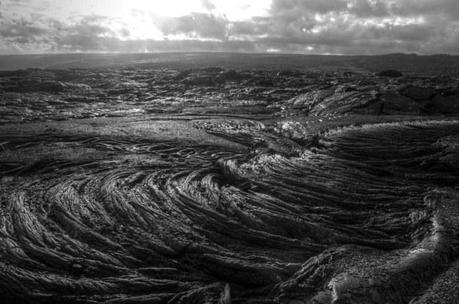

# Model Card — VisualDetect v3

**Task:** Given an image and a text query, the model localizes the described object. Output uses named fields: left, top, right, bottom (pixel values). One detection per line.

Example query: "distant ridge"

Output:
left=1, top=53, right=459, bottom=75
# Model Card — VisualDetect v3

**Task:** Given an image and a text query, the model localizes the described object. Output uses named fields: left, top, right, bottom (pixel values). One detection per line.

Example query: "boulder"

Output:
left=202, top=67, right=224, bottom=73
left=399, top=85, right=436, bottom=101
left=352, top=100, right=384, bottom=115
left=174, top=69, right=192, bottom=80
left=312, top=91, right=378, bottom=115
left=276, top=70, right=303, bottom=77
left=248, top=77, right=275, bottom=87
left=216, top=70, right=246, bottom=83
left=380, top=93, right=424, bottom=115
left=290, top=88, right=334, bottom=110
left=425, top=92, right=459, bottom=114
left=376, top=70, right=403, bottom=78
left=183, top=76, right=216, bottom=86
left=5, top=80, right=67, bottom=93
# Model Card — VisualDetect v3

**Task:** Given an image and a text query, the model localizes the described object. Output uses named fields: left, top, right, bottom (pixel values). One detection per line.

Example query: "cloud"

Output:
left=0, top=18, right=48, bottom=42
left=56, top=16, right=115, bottom=50
left=1, top=0, right=459, bottom=55
left=240, top=0, right=459, bottom=55
left=159, top=13, right=229, bottom=40
left=390, top=0, right=459, bottom=19
left=271, top=0, right=348, bottom=15
left=348, top=0, right=389, bottom=17
left=201, top=0, right=216, bottom=11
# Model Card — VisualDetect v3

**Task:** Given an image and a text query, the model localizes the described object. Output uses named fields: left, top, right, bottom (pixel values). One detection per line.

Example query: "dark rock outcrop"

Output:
left=376, top=69, right=403, bottom=77
left=400, top=85, right=437, bottom=101
left=426, top=92, right=459, bottom=114
left=216, top=70, right=247, bottom=83
left=380, top=92, right=425, bottom=115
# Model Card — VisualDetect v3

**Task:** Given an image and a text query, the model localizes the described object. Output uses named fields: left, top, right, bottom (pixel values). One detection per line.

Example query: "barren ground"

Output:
left=1, top=56, right=459, bottom=303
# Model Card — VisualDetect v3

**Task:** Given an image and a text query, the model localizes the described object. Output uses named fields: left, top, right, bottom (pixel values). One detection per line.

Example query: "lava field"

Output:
left=1, top=62, right=459, bottom=303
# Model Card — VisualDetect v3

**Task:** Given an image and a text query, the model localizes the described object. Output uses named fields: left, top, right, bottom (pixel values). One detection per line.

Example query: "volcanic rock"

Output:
left=2, top=62, right=459, bottom=304
left=216, top=70, right=247, bottom=83
left=376, top=70, right=403, bottom=77
left=425, top=91, right=459, bottom=114
left=380, top=92, right=425, bottom=115
left=183, top=75, right=216, bottom=86
left=290, top=88, right=335, bottom=110
left=400, top=85, right=437, bottom=101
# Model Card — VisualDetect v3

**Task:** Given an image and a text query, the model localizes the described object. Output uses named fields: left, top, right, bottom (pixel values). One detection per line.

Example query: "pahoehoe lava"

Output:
left=1, top=119, right=459, bottom=303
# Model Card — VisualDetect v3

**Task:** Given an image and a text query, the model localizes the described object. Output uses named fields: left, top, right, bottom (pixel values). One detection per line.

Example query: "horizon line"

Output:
left=0, top=51, right=458, bottom=57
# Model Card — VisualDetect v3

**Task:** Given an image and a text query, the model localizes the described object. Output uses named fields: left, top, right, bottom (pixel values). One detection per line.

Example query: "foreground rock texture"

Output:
left=1, top=119, right=459, bottom=303
left=1, top=65, right=459, bottom=303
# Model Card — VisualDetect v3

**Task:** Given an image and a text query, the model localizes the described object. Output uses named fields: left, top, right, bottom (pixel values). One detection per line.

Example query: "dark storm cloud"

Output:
left=1, top=0, right=459, bottom=54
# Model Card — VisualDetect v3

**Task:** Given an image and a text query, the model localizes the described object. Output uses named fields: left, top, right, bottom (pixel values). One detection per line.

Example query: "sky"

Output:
left=1, top=0, right=459, bottom=55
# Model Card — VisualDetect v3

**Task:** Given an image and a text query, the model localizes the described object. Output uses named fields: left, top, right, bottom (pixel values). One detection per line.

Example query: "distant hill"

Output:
left=1, top=52, right=459, bottom=75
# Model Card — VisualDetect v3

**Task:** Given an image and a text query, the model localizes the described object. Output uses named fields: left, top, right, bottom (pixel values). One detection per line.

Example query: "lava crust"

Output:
left=1, top=64, right=459, bottom=303
left=1, top=119, right=459, bottom=303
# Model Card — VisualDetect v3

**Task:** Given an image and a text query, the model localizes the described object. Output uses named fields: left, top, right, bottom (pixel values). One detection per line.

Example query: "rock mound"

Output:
left=376, top=70, right=403, bottom=77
